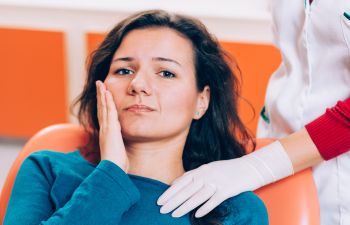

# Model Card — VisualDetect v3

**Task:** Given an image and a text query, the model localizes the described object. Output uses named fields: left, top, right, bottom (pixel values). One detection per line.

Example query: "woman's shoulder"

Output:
left=28, top=149, right=97, bottom=161
left=221, top=191, right=268, bottom=225
left=22, top=150, right=96, bottom=177
left=25, top=150, right=88, bottom=165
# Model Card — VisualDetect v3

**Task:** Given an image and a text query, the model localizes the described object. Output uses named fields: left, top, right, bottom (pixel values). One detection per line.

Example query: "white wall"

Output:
left=0, top=141, right=22, bottom=191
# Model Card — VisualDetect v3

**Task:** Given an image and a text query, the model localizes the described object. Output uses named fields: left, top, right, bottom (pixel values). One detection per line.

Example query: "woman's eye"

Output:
left=115, top=69, right=134, bottom=75
left=159, top=70, right=176, bottom=78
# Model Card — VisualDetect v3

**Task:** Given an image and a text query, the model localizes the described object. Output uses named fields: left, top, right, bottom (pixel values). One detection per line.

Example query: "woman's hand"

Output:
left=96, top=80, right=129, bottom=172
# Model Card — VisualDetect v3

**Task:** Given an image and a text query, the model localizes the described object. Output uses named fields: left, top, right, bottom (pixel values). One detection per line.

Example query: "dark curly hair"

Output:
left=74, top=9, right=254, bottom=225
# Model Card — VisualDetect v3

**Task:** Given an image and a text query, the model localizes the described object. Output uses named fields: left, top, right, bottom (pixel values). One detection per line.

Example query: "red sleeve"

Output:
left=305, top=97, right=350, bottom=160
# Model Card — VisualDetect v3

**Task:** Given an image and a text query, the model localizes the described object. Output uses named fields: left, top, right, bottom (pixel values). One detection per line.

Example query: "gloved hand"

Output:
left=157, top=141, right=294, bottom=218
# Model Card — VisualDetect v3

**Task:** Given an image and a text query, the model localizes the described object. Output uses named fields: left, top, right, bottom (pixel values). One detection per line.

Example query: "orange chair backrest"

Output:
left=0, top=124, right=319, bottom=224
left=0, top=124, right=88, bottom=223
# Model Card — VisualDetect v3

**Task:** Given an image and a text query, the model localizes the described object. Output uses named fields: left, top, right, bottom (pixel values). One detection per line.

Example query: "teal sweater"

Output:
left=4, top=150, right=268, bottom=225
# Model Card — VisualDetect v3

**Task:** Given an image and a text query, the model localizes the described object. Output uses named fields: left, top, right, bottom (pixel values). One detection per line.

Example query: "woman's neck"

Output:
left=125, top=135, right=186, bottom=185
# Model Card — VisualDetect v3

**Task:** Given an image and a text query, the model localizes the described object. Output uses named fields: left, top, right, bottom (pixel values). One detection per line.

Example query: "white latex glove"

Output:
left=157, top=141, right=294, bottom=218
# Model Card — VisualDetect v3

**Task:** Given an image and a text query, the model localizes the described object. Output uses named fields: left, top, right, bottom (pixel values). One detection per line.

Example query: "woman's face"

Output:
left=104, top=27, right=209, bottom=142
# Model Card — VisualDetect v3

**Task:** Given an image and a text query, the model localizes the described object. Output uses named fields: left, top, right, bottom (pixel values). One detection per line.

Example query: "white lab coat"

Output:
left=257, top=0, right=350, bottom=224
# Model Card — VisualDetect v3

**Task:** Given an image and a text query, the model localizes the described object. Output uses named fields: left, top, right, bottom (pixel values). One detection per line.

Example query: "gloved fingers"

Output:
left=171, top=183, right=216, bottom=218
left=157, top=173, right=193, bottom=205
left=195, top=193, right=225, bottom=218
left=160, top=178, right=203, bottom=214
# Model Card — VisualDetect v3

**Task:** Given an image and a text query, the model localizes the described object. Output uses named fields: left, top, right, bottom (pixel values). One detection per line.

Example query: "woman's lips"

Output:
left=125, top=104, right=156, bottom=112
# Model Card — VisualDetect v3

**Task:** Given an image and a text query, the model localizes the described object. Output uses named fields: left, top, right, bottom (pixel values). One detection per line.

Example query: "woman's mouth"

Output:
left=125, top=104, right=156, bottom=112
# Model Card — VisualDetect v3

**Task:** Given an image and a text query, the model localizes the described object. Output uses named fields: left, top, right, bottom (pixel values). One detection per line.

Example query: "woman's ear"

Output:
left=194, top=86, right=210, bottom=119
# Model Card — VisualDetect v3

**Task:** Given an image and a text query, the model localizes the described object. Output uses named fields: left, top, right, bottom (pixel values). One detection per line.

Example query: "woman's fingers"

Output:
left=158, top=173, right=193, bottom=206
left=160, top=178, right=204, bottom=214
left=97, top=80, right=118, bottom=126
left=171, top=183, right=216, bottom=218
left=96, top=81, right=102, bottom=122
left=105, top=90, right=118, bottom=125
left=96, top=81, right=107, bottom=126
left=96, top=80, right=128, bottom=171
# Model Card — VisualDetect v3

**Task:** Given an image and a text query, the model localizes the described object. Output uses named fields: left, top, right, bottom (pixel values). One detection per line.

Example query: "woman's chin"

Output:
left=121, top=130, right=156, bottom=142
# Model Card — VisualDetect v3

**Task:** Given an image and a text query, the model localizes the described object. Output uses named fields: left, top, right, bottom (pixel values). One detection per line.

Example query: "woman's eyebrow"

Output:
left=112, top=56, right=181, bottom=67
left=152, top=57, right=182, bottom=67
left=112, top=57, right=134, bottom=62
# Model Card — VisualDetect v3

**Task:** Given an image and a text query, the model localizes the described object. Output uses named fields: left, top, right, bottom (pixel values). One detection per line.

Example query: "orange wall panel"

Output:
left=86, top=33, right=281, bottom=135
left=86, top=33, right=105, bottom=56
left=0, top=28, right=68, bottom=138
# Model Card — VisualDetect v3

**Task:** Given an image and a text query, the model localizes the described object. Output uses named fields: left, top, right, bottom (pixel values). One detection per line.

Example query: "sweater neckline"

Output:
left=73, top=149, right=171, bottom=189
left=128, top=173, right=170, bottom=188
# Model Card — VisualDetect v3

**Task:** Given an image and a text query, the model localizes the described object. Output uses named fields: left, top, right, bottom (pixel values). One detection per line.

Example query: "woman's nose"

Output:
left=127, top=73, right=152, bottom=96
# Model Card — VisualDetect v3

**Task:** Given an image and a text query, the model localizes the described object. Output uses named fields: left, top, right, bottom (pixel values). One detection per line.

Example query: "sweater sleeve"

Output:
left=305, top=97, right=350, bottom=160
left=3, top=152, right=140, bottom=225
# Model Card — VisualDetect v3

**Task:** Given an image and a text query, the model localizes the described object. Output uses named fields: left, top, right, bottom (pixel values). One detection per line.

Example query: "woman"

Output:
left=4, top=10, right=268, bottom=225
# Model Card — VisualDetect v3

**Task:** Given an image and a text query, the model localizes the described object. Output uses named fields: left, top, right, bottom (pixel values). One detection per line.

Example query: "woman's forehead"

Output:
left=113, top=27, right=194, bottom=65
